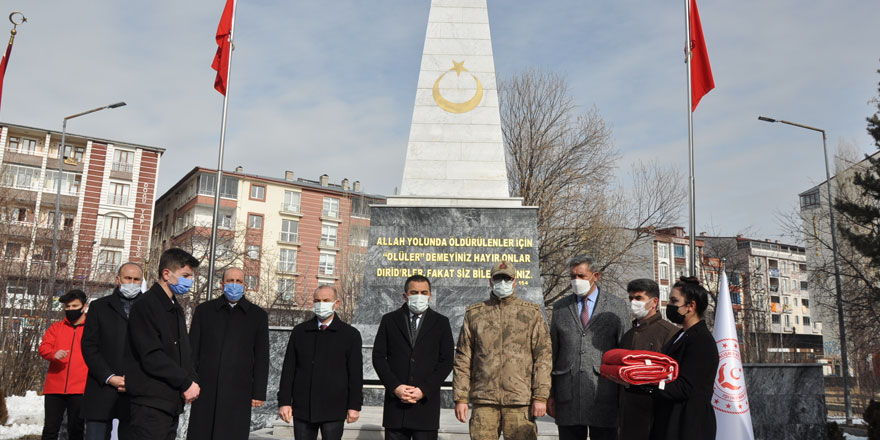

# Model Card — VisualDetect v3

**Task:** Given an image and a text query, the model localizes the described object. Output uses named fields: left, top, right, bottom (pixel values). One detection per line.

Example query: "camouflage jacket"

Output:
left=452, top=294, right=552, bottom=405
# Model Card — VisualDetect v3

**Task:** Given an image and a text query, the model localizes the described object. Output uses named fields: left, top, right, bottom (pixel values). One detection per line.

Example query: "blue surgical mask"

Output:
left=224, top=283, right=244, bottom=302
left=169, top=276, right=193, bottom=295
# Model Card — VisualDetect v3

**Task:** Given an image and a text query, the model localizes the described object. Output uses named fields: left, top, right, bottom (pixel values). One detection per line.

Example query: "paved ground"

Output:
left=250, top=406, right=560, bottom=439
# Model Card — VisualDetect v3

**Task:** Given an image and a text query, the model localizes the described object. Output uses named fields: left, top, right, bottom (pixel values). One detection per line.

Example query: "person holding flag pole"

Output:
left=205, top=0, right=237, bottom=299
left=711, top=270, right=756, bottom=440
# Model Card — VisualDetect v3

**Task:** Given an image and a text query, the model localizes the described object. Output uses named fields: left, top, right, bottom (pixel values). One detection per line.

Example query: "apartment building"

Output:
left=703, top=235, right=824, bottom=364
left=0, top=122, right=164, bottom=306
left=622, top=226, right=706, bottom=305
left=152, top=167, right=385, bottom=313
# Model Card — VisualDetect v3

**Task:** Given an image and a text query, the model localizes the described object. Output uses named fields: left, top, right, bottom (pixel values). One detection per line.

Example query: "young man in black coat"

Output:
left=373, top=275, right=455, bottom=440
left=278, top=285, right=363, bottom=440
left=81, top=262, right=145, bottom=440
left=123, top=248, right=201, bottom=440
left=187, top=267, right=270, bottom=440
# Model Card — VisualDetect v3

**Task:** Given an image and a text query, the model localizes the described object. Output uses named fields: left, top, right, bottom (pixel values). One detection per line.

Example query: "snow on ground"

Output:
left=844, top=434, right=867, bottom=440
left=1, top=391, right=44, bottom=439
left=829, top=416, right=867, bottom=425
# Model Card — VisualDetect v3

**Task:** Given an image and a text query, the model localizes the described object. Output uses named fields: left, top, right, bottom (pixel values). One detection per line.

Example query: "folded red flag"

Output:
left=599, top=349, right=679, bottom=386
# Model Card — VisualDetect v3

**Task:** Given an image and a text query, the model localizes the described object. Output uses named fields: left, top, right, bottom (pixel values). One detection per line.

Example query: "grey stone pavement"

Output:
left=249, top=406, right=560, bottom=439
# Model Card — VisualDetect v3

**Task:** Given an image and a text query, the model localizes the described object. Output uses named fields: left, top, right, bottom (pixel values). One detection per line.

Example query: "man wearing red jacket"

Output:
left=39, top=289, right=90, bottom=440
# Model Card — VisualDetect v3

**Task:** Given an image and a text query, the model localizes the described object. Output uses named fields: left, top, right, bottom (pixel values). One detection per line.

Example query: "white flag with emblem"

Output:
left=712, top=271, right=755, bottom=439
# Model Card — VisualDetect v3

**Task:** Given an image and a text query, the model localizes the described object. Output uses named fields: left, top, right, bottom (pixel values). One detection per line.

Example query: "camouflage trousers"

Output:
left=469, top=404, right=536, bottom=440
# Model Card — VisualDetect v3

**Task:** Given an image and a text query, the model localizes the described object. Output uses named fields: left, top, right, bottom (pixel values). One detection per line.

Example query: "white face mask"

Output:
left=314, top=301, right=335, bottom=320
left=571, top=279, right=592, bottom=297
left=119, top=283, right=141, bottom=299
left=492, top=280, right=514, bottom=298
left=407, top=294, right=430, bottom=314
left=630, top=299, right=651, bottom=319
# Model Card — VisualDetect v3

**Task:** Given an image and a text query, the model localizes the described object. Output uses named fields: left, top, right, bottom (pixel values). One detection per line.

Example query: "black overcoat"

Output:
left=186, top=297, right=270, bottom=440
left=650, top=320, right=719, bottom=440
left=123, top=283, right=197, bottom=416
left=277, top=316, right=363, bottom=423
left=81, top=289, right=139, bottom=421
left=372, top=306, right=454, bottom=431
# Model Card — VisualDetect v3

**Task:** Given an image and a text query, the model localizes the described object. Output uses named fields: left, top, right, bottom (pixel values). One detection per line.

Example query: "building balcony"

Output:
left=94, top=263, right=118, bottom=274
left=768, top=268, right=780, bottom=278
left=106, top=194, right=129, bottom=206
left=279, top=232, right=300, bottom=245
left=110, top=162, right=134, bottom=180
left=279, top=203, right=302, bottom=216
left=277, top=262, right=297, bottom=274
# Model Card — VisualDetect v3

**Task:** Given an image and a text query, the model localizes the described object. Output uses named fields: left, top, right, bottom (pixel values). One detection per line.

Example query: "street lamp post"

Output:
left=48, top=102, right=126, bottom=298
left=758, top=115, right=852, bottom=425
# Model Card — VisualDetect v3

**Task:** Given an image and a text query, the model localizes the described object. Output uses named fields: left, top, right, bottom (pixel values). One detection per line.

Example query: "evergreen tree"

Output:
left=834, top=64, right=880, bottom=271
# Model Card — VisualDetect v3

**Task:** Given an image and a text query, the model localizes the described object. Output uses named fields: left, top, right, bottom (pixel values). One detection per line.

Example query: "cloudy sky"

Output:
left=2, top=0, right=879, bottom=241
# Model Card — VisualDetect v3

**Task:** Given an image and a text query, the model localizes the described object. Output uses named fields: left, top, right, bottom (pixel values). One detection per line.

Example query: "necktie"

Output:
left=581, top=298, right=590, bottom=328
left=410, top=315, right=419, bottom=339
left=319, top=324, right=327, bottom=331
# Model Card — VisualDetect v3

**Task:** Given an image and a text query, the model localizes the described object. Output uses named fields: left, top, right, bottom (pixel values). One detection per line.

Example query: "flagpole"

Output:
left=207, top=0, right=237, bottom=301
left=684, top=0, right=697, bottom=277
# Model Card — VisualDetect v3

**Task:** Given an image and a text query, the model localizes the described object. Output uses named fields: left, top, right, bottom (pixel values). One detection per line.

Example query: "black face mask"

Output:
left=666, top=303, right=685, bottom=325
left=65, top=308, right=84, bottom=324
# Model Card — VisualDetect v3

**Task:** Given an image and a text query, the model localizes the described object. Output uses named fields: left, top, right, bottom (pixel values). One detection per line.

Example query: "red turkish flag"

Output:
left=0, top=37, right=14, bottom=116
left=689, top=0, right=714, bottom=111
left=212, top=0, right=234, bottom=95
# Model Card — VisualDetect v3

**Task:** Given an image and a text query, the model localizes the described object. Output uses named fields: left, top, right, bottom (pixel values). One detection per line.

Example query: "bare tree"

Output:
left=500, top=68, right=685, bottom=305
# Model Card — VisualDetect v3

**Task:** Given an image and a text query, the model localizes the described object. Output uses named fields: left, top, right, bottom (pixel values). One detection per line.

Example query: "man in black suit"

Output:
left=373, top=275, right=454, bottom=440
left=187, top=267, right=270, bottom=440
left=124, top=248, right=201, bottom=440
left=278, top=285, right=363, bottom=440
left=81, top=262, right=145, bottom=440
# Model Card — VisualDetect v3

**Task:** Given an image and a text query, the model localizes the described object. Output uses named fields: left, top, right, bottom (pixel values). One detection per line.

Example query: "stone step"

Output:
left=254, top=406, right=559, bottom=439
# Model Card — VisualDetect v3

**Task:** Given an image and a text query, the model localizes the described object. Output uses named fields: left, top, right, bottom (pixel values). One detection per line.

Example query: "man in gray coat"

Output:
left=548, top=255, right=629, bottom=440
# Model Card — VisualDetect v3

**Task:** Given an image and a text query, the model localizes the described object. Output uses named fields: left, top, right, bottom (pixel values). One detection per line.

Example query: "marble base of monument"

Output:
left=743, top=363, right=827, bottom=440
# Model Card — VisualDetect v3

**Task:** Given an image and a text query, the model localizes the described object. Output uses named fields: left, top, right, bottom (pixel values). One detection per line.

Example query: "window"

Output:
left=349, top=225, right=369, bottom=247
left=673, top=244, right=686, bottom=258
left=8, top=137, right=38, bottom=154
left=108, top=183, right=130, bottom=205
left=351, top=197, right=371, bottom=218
left=783, top=297, right=789, bottom=305
left=755, top=276, right=763, bottom=289
left=278, top=278, right=296, bottom=302
left=803, top=316, right=811, bottom=326
left=278, top=249, right=296, bottom=273
left=248, top=214, right=263, bottom=229
left=103, top=216, right=127, bottom=240
left=784, top=315, right=790, bottom=327
left=4, top=242, right=21, bottom=259
left=97, top=250, right=122, bottom=272
left=7, top=207, right=30, bottom=223
left=3, top=164, right=41, bottom=189
left=799, top=190, right=820, bottom=208
left=280, top=219, right=299, bottom=242
left=47, top=212, right=75, bottom=230
left=249, top=184, right=265, bottom=201
left=197, top=174, right=238, bottom=198
left=319, top=253, right=336, bottom=275
left=63, top=145, right=85, bottom=163
left=730, top=292, right=742, bottom=305
left=770, top=295, right=780, bottom=303
left=754, top=257, right=762, bottom=270
left=802, top=298, right=809, bottom=307
left=657, top=243, right=669, bottom=259
left=112, top=149, right=134, bottom=172
left=322, top=197, right=339, bottom=218
left=660, top=286, right=669, bottom=302
left=219, top=213, right=234, bottom=229
left=245, top=275, right=258, bottom=290
left=44, top=170, right=82, bottom=196
left=730, top=272, right=741, bottom=286
left=771, top=314, right=781, bottom=324
left=659, top=262, right=669, bottom=280
left=799, top=264, right=807, bottom=272
left=791, top=279, right=798, bottom=291
left=282, top=191, right=301, bottom=213
left=34, top=245, right=53, bottom=261
left=795, top=315, right=800, bottom=324
left=321, top=224, right=338, bottom=247
left=246, top=245, right=260, bottom=260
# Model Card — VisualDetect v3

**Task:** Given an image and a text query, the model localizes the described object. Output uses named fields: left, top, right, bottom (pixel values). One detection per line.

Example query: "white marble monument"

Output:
left=390, top=0, right=521, bottom=208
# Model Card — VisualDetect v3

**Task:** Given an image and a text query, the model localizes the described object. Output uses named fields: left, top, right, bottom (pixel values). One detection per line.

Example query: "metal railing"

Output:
left=279, top=232, right=299, bottom=243
left=281, top=203, right=301, bottom=214
left=107, top=194, right=129, bottom=206
left=111, top=162, right=133, bottom=173
left=277, top=262, right=297, bottom=273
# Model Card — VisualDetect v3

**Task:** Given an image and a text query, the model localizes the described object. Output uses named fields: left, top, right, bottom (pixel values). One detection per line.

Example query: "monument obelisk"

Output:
left=352, top=0, right=542, bottom=401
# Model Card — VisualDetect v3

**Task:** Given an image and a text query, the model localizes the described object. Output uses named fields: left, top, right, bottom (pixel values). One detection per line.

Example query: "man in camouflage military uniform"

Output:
left=453, top=261, right=552, bottom=440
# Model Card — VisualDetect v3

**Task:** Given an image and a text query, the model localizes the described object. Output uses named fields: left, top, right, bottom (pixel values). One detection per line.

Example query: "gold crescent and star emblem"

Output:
left=432, top=60, right=483, bottom=114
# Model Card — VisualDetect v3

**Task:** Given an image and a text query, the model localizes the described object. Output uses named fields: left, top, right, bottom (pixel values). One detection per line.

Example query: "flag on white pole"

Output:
left=712, top=271, right=755, bottom=439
